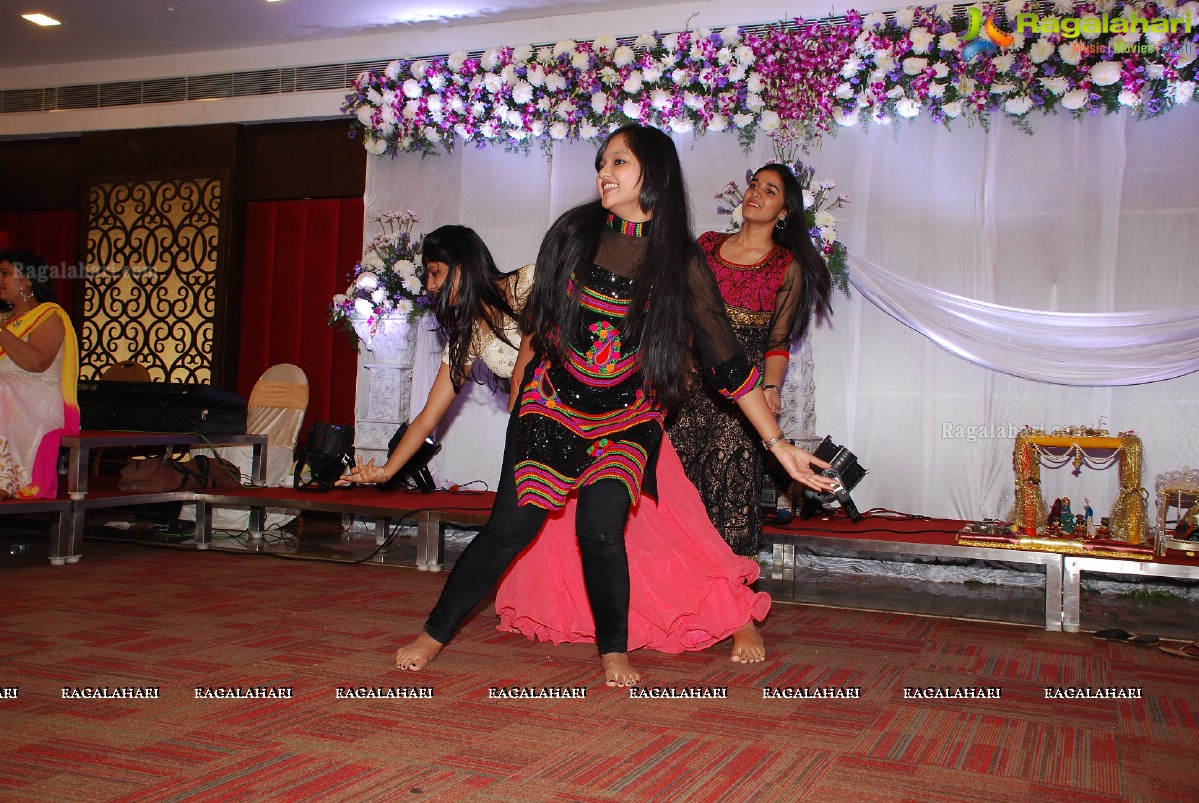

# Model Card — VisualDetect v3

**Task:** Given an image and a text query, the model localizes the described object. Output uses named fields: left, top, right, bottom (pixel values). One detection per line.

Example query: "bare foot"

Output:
left=394, top=633, right=445, bottom=671
left=600, top=652, right=641, bottom=687
left=730, top=621, right=766, bottom=664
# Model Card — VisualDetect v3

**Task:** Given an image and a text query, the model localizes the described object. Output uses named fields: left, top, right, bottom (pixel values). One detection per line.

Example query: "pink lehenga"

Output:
left=495, top=435, right=770, bottom=653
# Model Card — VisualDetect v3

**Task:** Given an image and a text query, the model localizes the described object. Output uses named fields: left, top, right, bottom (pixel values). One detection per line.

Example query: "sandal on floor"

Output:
left=1092, top=629, right=1160, bottom=646
left=1159, top=642, right=1199, bottom=659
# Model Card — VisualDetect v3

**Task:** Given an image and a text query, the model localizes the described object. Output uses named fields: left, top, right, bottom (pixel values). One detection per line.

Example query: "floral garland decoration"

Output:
left=329, top=210, right=429, bottom=339
left=715, top=164, right=852, bottom=297
left=343, top=2, right=1197, bottom=154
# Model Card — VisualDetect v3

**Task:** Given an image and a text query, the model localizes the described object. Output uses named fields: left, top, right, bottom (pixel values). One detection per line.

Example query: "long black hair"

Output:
left=422, top=226, right=517, bottom=391
left=0, top=250, right=56, bottom=304
left=756, top=164, right=832, bottom=342
left=526, top=124, right=699, bottom=410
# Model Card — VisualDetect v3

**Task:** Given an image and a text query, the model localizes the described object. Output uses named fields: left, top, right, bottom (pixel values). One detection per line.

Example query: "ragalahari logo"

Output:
left=962, top=8, right=1015, bottom=61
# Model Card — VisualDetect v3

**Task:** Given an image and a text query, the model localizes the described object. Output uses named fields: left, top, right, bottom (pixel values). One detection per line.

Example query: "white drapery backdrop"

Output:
left=363, top=107, right=1199, bottom=520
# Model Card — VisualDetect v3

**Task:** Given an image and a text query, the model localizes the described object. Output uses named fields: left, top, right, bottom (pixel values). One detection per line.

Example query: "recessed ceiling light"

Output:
left=22, top=13, right=62, bottom=26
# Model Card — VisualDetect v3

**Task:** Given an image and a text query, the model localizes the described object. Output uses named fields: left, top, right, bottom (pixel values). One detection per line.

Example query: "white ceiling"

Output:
left=3, top=0, right=704, bottom=70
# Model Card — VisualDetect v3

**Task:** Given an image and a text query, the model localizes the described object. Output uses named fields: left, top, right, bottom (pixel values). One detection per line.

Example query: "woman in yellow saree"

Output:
left=0, top=251, right=80, bottom=500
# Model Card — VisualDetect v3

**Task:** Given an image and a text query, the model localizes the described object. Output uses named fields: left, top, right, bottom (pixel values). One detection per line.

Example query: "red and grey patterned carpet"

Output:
left=2, top=540, right=1197, bottom=802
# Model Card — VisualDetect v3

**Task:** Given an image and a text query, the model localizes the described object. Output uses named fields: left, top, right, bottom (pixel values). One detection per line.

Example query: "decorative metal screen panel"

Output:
left=81, top=178, right=221, bottom=382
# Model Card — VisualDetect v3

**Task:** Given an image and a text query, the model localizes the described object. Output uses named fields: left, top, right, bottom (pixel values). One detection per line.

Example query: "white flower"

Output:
left=591, top=92, right=608, bottom=114
left=895, top=97, right=922, bottom=117
left=728, top=64, right=746, bottom=82
left=384, top=61, right=401, bottom=81
left=555, top=100, right=576, bottom=119
left=759, top=110, right=781, bottom=130
left=887, top=86, right=906, bottom=99
left=594, top=35, right=617, bottom=53
left=672, top=68, right=692, bottom=85
left=333, top=293, right=347, bottom=306
left=990, top=83, right=1016, bottom=94
left=1170, top=80, right=1196, bottom=104
left=623, top=72, right=644, bottom=94
left=579, top=121, right=600, bottom=139
left=708, top=114, right=729, bottom=132
left=939, top=32, right=960, bottom=52
left=733, top=112, right=754, bottom=128
left=1081, top=16, right=1103, bottom=40
left=527, top=65, right=546, bottom=87
left=903, top=57, right=929, bottom=76
left=721, top=25, right=740, bottom=45
left=1118, top=89, right=1141, bottom=107
left=1061, top=89, right=1089, bottom=110
left=356, top=106, right=374, bottom=126
left=370, top=288, right=387, bottom=305
left=428, top=73, right=445, bottom=91
left=356, top=271, right=379, bottom=291
left=365, top=137, right=388, bottom=155
left=909, top=27, right=934, bottom=55
left=933, top=62, right=949, bottom=79
left=600, top=66, right=619, bottom=85
left=746, top=93, right=765, bottom=111
left=354, top=298, right=376, bottom=318
left=1040, top=76, right=1070, bottom=95
left=1004, top=0, right=1027, bottom=21
left=1058, top=43, right=1082, bottom=66
left=403, top=100, right=420, bottom=120
left=410, top=60, right=428, bottom=80
left=1053, top=0, right=1075, bottom=12
left=545, top=74, right=568, bottom=93
left=511, top=80, right=534, bottom=105
left=549, top=121, right=569, bottom=139
left=815, top=210, right=837, bottom=230
left=642, top=65, right=663, bottom=84
left=402, top=79, right=422, bottom=99
left=529, top=120, right=545, bottom=136
left=572, top=51, right=591, bottom=70
left=426, top=94, right=443, bottom=114
left=663, top=33, right=680, bottom=51
left=1029, top=40, right=1056, bottom=64
left=935, top=4, right=956, bottom=22
left=895, top=7, right=916, bottom=28
left=613, top=45, right=635, bottom=67
left=481, top=48, right=501, bottom=70
left=928, top=82, right=947, bottom=98
left=424, top=126, right=441, bottom=142
left=448, top=51, right=468, bottom=72
left=1004, top=95, right=1034, bottom=114
left=669, top=117, right=694, bottom=134
left=716, top=47, right=733, bottom=66
left=1089, top=61, right=1122, bottom=86
left=941, top=100, right=963, bottom=118
left=1146, top=63, right=1165, bottom=80
left=635, top=33, right=657, bottom=50
left=873, top=52, right=896, bottom=74
left=992, top=54, right=1016, bottom=73
left=802, top=190, right=815, bottom=209
left=483, top=73, right=503, bottom=94
left=513, top=44, right=534, bottom=63
left=835, top=82, right=855, bottom=99
left=746, top=73, right=765, bottom=94
left=1176, top=50, right=1196, bottom=69
left=684, top=91, right=704, bottom=110
left=553, top=40, right=576, bottom=58
left=650, top=89, right=672, bottom=110
left=840, top=56, right=863, bottom=77
left=622, top=99, right=642, bottom=119
left=734, top=45, right=755, bottom=64
left=864, top=12, right=887, bottom=30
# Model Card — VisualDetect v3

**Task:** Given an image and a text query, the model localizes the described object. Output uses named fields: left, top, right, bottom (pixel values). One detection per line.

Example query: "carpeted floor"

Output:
left=2, top=540, right=1197, bottom=802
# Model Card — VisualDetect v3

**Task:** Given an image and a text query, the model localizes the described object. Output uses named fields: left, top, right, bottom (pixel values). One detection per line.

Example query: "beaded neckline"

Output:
left=606, top=213, right=651, bottom=238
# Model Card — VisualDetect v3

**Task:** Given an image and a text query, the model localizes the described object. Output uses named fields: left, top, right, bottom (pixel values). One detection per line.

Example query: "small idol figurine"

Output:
left=1084, top=497, right=1095, bottom=537
left=1060, top=496, right=1073, bottom=531
left=1048, top=497, right=1063, bottom=527
left=1073, top=513, right=1087, bottom=537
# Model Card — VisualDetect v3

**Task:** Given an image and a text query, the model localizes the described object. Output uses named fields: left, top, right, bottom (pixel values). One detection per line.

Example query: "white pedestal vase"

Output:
left=352, top=314, right=421, bottom=499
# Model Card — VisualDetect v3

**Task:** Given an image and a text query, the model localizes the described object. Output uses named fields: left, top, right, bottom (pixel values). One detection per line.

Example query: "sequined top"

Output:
left=440, top=263, right=535, bottom=380
left=513, top=223, right=760, bottom=510
left=698, top=231, right=802, bottom=352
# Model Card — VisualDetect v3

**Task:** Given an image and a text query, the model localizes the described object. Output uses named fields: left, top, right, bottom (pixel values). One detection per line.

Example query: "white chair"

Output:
left=182, top=364, right=309, bottom=534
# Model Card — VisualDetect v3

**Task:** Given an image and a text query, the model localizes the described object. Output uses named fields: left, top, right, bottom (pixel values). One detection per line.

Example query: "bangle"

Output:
left=763, top=433, right=786, bottom=451
left=763, top=384, right=780, bottom=391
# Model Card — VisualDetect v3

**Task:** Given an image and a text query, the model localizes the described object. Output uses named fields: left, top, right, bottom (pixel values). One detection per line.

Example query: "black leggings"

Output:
left=424, top=417, right=633, bottom=654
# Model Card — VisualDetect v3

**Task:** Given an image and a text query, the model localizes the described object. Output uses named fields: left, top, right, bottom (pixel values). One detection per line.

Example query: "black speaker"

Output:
left=376, top=423, right=441, bottom=493
left=800, top=436, right=867, bottom=522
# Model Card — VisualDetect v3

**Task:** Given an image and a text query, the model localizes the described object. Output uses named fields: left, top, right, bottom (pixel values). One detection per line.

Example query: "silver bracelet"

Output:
left=762, top=433, right=786, bottom=451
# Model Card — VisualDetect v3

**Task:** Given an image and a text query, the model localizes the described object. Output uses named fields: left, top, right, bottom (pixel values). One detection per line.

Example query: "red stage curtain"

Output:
left=238, top=198, right=362, bottom=435
left=0, top=209, right=80, bottom=322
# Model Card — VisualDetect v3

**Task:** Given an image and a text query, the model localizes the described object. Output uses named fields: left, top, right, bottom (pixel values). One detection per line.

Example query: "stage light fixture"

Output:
left=800, top=436, right=867, bottom=522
